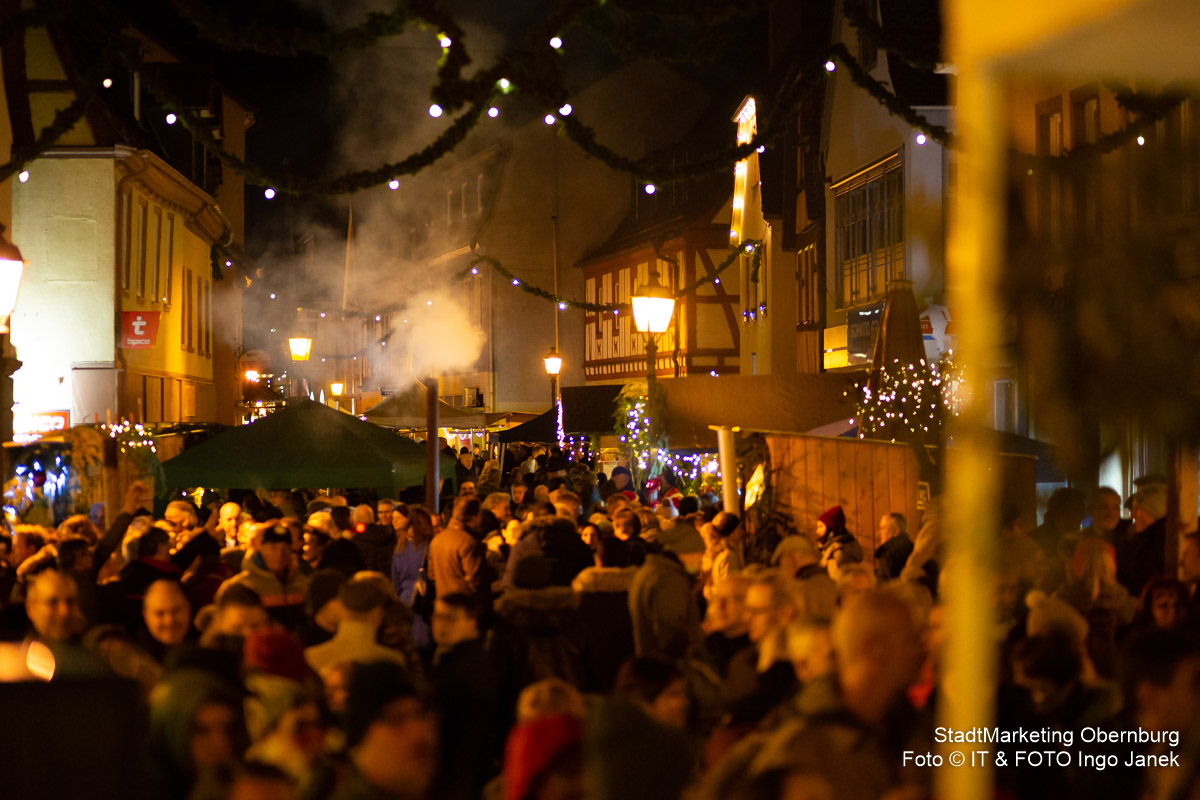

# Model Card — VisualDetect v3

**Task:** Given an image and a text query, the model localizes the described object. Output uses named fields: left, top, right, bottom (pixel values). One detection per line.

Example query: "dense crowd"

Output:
left=0, top=441, right=1197, bottom=800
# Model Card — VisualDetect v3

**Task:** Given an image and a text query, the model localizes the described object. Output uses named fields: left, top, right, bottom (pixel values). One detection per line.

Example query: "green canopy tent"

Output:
left=162, top=400, right=455, bottom=491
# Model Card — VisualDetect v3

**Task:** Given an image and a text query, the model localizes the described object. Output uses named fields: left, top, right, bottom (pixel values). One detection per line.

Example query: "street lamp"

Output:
left=287, top=336, right=312, bottom=361
left=0, top=224, right=26, bottom=335
left=543, top=347, right=562, bottom=409
left=330, top=381, right=344, bottom=398
left=632, top=267, right=676, bottom=406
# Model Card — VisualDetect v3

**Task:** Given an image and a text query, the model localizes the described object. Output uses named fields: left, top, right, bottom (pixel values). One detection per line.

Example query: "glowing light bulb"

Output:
left=426, top=300, right=433, bottom=306
left=470, top=267, right=479, bottom=275
left=17, top=170, right=29, bottom=183
left=488, top=107, right=499, bottom=118
left=915, top=133, right=927, bottom=145
left=102, top=78, right=113, bottom=88
left=388, top=179, right=399, bottom=190
left=269, top=293, right=276, bottom=299
left=165, top=113, right=177, bottom=125
left=644, top=184, right=656, bottom=195
left=439, top=35, right=452, bottom=47
left=375, top=315, right=381, bottom=321
left=549, top=36, right=563, bottom=48
left=264, top=188, right=276, bottom=199
left=429, top=104, right=443, bottom=118
left=559, top=103, right=572, bottom=116
left=544, top=114, right=556, bottom=125
left=1137, top=135, right=1146, bottom=146
left=511, top=278, right=520, bottom=285
left=825, top=60, right=836, bottom=72
left=499, top=78, right=510, bottom=90
left=225, top=260, right=232, bottom=267
left=320, top=312, right=326, bottom=318
left=558, top=302, right=567, bottom=310
left=757, top=145, right=765, bottom=153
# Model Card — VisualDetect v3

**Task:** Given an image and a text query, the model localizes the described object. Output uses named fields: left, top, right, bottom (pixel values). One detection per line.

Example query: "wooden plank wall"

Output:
left=765, top=434, right=1038, bottom=564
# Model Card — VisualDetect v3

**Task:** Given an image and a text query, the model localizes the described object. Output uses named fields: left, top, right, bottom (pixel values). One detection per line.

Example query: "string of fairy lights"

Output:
left=853, top=353, right=964, bottom=442
left=1, top=0, right=1185, bottom=198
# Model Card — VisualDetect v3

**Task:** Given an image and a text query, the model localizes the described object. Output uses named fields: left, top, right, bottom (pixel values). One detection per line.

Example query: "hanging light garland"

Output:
left=853, top=353, right=964, bottom=442
left=101, top=421, right=159, bottom=454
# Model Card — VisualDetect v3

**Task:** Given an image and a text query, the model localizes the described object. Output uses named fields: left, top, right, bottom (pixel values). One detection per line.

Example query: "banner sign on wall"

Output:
left=120, top=311, right=161, bottom=349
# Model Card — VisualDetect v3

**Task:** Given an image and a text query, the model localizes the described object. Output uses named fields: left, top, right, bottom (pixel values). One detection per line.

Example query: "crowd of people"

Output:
left=0, top=442, right=1197, bottom=800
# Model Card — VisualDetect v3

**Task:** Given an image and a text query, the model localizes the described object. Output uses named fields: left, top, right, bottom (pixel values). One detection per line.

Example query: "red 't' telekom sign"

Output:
left=120, top=311, right=161, bottom=349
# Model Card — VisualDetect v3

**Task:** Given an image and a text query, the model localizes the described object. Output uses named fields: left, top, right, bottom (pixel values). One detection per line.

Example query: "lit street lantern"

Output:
left=632, top=268, right=676, bottom=419
left=330, top=382, right=344, bottom=397
left=543, top=347, right=562, bottom=410
left=288, top=336, right=312, bottom=361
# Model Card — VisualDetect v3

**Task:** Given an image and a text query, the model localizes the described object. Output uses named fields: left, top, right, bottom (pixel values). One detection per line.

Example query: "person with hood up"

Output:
left=815, top=506, right=863, bottom=578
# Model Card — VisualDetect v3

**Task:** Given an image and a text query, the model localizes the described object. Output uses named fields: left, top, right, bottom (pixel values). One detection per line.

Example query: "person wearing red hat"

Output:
left=502, top=714, right=583, bottom=800
left=815, top=506, right=863, bottom=578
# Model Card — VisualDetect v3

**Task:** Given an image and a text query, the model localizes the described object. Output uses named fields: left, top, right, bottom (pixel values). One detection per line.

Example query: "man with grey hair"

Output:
left=873, top=512, right=912, bottom=582
left=1118, top=483, right=1168, bottom=597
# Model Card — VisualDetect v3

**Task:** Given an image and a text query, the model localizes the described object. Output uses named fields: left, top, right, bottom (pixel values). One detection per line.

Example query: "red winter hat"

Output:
left=504, top=713, right=583, bottom=800
left=818, top=505, right=845, bottom=531
left=244, top=626, right=307, bottom=683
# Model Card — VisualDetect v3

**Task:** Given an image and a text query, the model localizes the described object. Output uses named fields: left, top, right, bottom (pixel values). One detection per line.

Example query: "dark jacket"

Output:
left=818, top=529, right=864, bottom=570
left=628, top=553, right=702, bottom=660
left=432, top=637, right=500, bottom=800
left=503, top=520, right=592, bottom=590
left=352, top=523, right=397, bottom=575
left=429, top=523, right=488, bottom=600
left=874, top=532, right=914, bottom=582
left=489, top=586, right=586, bottom=730
left=1117, top=518, right=1167, bottom=598
left=573, top=566, right=638, bottom=692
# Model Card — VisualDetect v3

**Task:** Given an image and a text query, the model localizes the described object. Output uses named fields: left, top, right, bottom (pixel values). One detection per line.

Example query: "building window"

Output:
left=461, top=181, right=469, bottom=216
left=150, top=207, right=162, bottom=303
left=446, top=190, right=453, bottom=224
left=1036, top=97, right=1065, bottom=248
left=183, top=268, right=193, bottom=351
left=468, top=273, right=483, bottom=330
left=994, top=379, right=1016, bottom=433
left=476, top=174, right=484, bottom=215
left=164, top=214, right=175, bottom=305
left=120, top=193, right=132, bottom=292
left=797, top=241, right=819, bottom=327
left=834, top=154, right=904, bottom=308
left=1070, top=86, right=1102, bottom=245
left=135, top=200, right=148, bottom=299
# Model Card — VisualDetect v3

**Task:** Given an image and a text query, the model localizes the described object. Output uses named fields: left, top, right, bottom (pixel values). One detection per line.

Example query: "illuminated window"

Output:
left=834, top=155, right=904, bottom=308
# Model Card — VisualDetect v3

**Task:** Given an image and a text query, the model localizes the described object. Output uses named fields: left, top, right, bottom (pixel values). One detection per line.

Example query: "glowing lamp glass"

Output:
left=488, top=107, right=499, bottom=118
left=288, top=337, right=312, bottom=361
left=429, top=104, right=443, bottom=118
left=543, top=351, right=563, bottom=376
left=631, top=286, right=676, bottom=334
left=825, top=61, right=836, bottom=72
left=330, top=382, right=344, bottom=397
left=544, top=114, right=556, bottom=125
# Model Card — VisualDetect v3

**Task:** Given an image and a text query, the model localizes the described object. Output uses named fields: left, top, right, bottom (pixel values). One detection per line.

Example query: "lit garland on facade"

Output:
left=101, top=421, right=159, bottom=454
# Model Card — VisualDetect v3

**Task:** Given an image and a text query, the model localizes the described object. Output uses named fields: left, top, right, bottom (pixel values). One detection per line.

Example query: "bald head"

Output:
left=831, top=590, right=922, bottom=723
left=26, top=569, right=80, bottom=643
left=144, top=579, right=191, bottom=647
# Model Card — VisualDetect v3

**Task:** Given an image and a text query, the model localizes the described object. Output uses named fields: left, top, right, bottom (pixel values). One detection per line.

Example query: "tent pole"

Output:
left=425, top=377, right=439, bottom=512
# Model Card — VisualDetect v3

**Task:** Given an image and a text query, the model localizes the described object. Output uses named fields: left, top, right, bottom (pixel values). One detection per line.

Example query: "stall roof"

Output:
left=162, top=400, right=455, bottom=490
left=363, top=381, right=487, bottom=429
